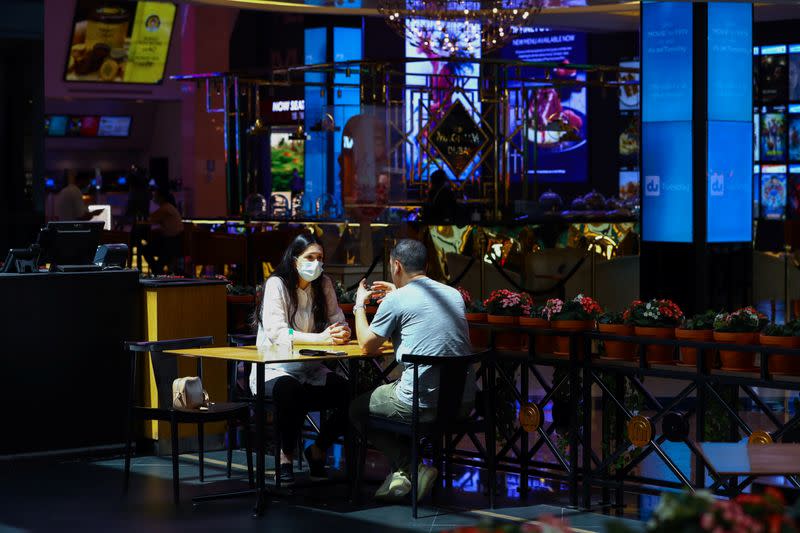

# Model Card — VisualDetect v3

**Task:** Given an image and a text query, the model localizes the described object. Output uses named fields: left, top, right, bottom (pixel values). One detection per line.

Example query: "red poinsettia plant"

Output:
left=543, top=294, right=602, bottom=322
left=624, top=298, right=684, bottom=328
left=484, top=289, right=532, bottom=317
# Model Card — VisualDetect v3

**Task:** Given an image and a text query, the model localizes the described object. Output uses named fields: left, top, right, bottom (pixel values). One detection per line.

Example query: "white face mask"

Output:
left=297, top=259, right=323, bottom=282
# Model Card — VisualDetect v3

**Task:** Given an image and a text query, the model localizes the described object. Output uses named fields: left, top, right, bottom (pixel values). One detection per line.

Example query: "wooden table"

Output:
left=698, top=443, right=800, bottom=495
left=166, top=340, right=393, bottom=515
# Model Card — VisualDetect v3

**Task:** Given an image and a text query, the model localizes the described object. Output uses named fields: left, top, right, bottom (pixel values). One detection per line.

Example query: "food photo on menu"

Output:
left=65, top=0, right=175, bottom=84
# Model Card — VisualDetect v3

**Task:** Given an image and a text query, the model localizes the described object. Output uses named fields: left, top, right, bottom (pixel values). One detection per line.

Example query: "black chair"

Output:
left=354, top=350, right=495, bottom=518
left=123, top=336, right=254, bottom=504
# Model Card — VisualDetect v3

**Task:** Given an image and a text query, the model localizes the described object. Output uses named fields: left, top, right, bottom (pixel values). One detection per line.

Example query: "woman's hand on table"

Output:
left=324, top=323, right=351, bottom=345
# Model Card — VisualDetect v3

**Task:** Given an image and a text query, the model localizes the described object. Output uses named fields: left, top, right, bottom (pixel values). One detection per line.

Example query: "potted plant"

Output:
left=675, top=310, right=717, bottom=368
left=597, top=311, right=636, bottom=361
left=545, top=294, right=601, bottom=357
left=760, top=321, right=800, bottom=375
left=458, top=287, right=489, bottom=349
left=334, top=280, right=355, bottom=313
left=521, top=305, right=554, bottom=355
left=226, top=283, right=256, bottom=304
left=627, top=298, right=684, bottom=364
left=713, top=306, right=766, bottom=371
left=484, top=289, right=532, bottom=350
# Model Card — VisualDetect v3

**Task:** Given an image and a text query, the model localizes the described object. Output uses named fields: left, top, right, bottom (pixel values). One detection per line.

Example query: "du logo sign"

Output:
left=709, top=171, right=725, bottom=197
left=644, top=175, right=660, bottom=196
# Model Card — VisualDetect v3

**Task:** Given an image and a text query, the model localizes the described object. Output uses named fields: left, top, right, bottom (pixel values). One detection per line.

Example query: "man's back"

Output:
left=54, top=184, right=86, bottom=221
left=370, top=277, right=474, bottom=408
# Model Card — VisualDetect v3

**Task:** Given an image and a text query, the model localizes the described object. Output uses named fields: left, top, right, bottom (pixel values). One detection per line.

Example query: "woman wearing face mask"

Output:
left=251, top=232, right=351, bottom=483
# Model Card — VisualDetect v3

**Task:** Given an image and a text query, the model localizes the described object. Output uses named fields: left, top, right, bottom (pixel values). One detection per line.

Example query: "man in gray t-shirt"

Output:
left=349, top=239, right=476, bottom=503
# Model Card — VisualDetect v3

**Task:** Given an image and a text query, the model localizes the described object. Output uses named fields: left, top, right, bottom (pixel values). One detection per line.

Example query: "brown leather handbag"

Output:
left=172, top=377, right=209, bottom=409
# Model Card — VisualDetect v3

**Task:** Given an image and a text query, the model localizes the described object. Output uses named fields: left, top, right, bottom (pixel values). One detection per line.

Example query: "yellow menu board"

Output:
left=65, top=1, right=176, bottom=84
left=124, top=2, right=175, bottom=83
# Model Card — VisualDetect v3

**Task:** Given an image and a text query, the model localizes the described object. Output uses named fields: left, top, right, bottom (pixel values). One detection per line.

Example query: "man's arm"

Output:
left=354, top=279, right=387, bottom=353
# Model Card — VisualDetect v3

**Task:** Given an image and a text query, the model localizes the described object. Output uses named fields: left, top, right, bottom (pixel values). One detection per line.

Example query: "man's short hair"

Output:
left=391, top=239, right=427, bottom=273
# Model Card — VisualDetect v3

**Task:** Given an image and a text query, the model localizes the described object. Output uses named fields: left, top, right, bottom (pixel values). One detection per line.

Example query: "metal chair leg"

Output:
left=227, top=423, right=235, bottom=478
left=245, top=429, right=254, bottom=488
left=353, top=430, right=368, bottom=503
left=198, top=423, right=205, bottom=482
left=411, top=437, right=419, bottom=519
left=123, top=418, right=133, bottom=494
left=171, top=419, right=180, bottom=505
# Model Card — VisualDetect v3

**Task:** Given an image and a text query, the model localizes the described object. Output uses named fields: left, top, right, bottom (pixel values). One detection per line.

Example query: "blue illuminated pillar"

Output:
left=640, top=2, right=753, bottom=313
left=303, top=26, right=362, bottom=216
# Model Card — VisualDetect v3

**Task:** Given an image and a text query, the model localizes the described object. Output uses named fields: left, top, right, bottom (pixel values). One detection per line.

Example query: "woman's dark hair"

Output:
left=252, top=232, right=329, bottom=333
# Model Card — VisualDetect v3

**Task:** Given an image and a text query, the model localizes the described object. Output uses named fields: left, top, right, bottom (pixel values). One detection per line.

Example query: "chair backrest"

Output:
left=404, top=350, right=490, bottom=424
left=125, top=336, right=213, bottom=410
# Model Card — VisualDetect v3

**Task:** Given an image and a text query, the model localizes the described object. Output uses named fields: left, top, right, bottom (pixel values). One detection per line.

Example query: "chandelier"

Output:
left=378, top=0, right=544, bottom=58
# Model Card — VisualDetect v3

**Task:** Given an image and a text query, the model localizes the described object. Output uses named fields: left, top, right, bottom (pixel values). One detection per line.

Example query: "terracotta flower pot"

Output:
left=339, top=302, right=354, bottom=314
left=634, top=326, right=676, bottom=364
left=675, top=328, right=715, bottom=369
left=487, top=314, right=522, bottom=350
left=339, top=303, right=355, bottom=333
left=551, top=319, right=594, bottom=358
left=759, top=334, right=800, bottom=375
left=714, top=331, right=759, bottom=371
left=466, top=312, right=489, bottom=349
left=365, top=305, right=378, bottom=315
left=598, top=323, right=636, bottom=360
left=519, top=316, right=554, bottom=355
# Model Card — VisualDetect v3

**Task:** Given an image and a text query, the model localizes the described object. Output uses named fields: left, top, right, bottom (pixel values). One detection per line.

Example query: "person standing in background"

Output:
left=142, top=188, right=184, bottom=274
left=54, top=169, right=102, bottom=221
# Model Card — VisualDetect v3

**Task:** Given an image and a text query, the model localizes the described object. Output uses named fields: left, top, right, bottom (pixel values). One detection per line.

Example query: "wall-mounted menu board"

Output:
left=65, top=0, right=176, bottom=84
left=45, top=115, right=132, bottom=137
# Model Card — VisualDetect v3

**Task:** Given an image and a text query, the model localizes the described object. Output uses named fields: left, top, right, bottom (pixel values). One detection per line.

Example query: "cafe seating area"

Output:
left=7, top=0, right=800, bottom=531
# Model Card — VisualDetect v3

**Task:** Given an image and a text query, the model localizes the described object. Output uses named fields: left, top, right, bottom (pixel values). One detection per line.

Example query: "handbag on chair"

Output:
left=172, top=376, right=210, bottom=409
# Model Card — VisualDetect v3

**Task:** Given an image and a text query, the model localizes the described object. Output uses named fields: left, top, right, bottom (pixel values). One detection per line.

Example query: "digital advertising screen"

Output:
left=46, top=115, right=68, bottom=137
left=642, top=1, right=693, bottom=123
left=754, top=111, right=760, bottom=161
left=759, top=45, right=788, bottom=103
left=707, top=2, right=752, bottom=121
left=790, top=106, right=800, bottom=161
left=65, top=0, right=176, bottom=84
left=619, top=60, right=639, bottom=111
left=619, top=170, right=639, bottom=201
left=642, top=121, right=693, bottom=243
left=753, top=169, right=760, bottom=219
left=790, top=45, right=800, bottom=101
left=754, top=48, right=760, bottom=102
left=619, top=114, right=639, bottom=168
left=97, top=115, right=132, bottom=136
left=761, top=165, right=787, bottom=220
left=79, top=115, right=100, bottom=137
left=270, top=131, right=305, bottom=192
left=405, top=18, right=481, bottom=184
left=788, top=171, right=800, bottom=219
left=501, top=27, right=588, bottom=183
left=760, top=107, right=787, bottom=162
left=707, top=121, right=753, bottom=242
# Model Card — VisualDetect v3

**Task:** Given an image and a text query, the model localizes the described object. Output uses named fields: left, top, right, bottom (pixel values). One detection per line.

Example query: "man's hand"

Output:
left=370, top=281, right=396, bottom=303
left=355, top=278, right=372, bottom=307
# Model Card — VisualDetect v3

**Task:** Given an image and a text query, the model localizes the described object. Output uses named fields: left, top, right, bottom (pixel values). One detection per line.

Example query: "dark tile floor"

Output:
left=0, top=448, right=644, bottom=533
